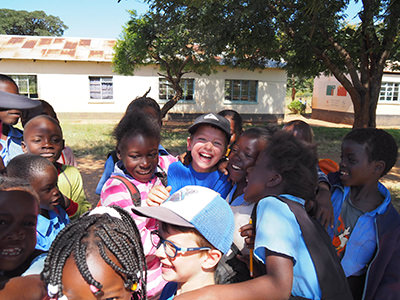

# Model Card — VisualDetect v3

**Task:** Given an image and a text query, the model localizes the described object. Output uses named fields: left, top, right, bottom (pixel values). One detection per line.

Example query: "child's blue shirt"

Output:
left=329, top=181, right=391, bottom=277
left=226, top=184, right=246, bottom=206
left=167, top=161, right=232, bottom=198
left=35, top=205, right=69, bottom=251
left=254, top=194, right=322, bottom=300
left=0, top=125, right=23, bottom=166
left=159, top=282, right=178, bottom=300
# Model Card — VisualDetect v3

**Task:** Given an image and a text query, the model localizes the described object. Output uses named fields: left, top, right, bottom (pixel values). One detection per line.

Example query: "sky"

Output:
left=1, top=0, right=362, bottom=40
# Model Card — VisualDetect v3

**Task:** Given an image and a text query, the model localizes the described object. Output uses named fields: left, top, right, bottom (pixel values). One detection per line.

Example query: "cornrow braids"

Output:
left=41, top=206, right=147, bottom=300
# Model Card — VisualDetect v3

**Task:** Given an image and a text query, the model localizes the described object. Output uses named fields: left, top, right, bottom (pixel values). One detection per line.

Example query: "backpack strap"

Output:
left=97, top=175, right=141, bottom=207
left=155, top=164, right=168, bottom=187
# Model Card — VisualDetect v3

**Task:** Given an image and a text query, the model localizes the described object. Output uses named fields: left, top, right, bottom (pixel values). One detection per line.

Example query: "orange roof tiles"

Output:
left=0, top=35, right=116, bottom=62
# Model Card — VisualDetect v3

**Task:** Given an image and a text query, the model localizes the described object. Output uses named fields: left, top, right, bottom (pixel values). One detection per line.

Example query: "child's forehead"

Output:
left=0, top=190, right=38, bottom=211
left=25, top=117, right=62, bottom=135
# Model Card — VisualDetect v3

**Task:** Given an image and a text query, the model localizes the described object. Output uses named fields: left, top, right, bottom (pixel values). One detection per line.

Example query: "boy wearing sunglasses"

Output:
left=132, top=185, right=234, bottom=300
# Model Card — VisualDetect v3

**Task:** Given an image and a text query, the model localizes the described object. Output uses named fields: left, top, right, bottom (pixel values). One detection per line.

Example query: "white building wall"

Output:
left=0, top=59, right=286, bottom=115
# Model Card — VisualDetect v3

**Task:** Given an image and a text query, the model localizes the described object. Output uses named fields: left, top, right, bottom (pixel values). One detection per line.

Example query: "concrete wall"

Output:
left=0, top=58, right=286, bottom=118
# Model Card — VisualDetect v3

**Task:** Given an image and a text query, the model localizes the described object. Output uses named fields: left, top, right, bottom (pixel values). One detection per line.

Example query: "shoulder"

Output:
left=160, top=282, right=178, bottom=300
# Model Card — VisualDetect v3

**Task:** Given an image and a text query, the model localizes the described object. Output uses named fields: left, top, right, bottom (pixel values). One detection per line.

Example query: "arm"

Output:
left=175, top=254, right=293, bottom=300
left=0, top=275, right=46, bottom=300
left=314, top=181, right=334, bottom=228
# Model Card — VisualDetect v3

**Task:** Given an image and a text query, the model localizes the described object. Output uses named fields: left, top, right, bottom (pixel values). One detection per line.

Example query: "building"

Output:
left=0, top=34, right=286, bottom=123
left=312, top=71, right=400, bottom=126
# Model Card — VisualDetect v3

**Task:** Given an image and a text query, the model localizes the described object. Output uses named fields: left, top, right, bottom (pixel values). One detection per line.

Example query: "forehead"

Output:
left=0, top=190, right=38, bottom=213
left=0, top=81, right=18, bottom=94
left=342, top=139, right=367, bottom=153
left=120, top=132, right=159, bottom=148
left=25, top=117, right=62, bottom=136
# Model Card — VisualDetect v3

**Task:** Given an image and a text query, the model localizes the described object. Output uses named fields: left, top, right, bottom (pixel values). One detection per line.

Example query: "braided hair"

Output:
left=41, top=206, right=147, bottom=300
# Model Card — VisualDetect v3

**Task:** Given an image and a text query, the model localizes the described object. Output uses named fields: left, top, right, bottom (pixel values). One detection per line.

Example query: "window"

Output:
left=225, top=80, right=258, bottom=103
left=159, top=78, right=194, bottom=102
left=326, top=85, right=336, bottom=96
left=89, top=76, right=113, bottom=100
left=11, top=75, right=38, bottom=98
left=379, top=82, right=399, bottom=102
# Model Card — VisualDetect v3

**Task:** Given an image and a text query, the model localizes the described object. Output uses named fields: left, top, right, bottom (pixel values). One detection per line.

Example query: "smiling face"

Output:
left=117, top=133, right=159, bottom=183
left=21, top=116, right=64, bottom=164
left=0, top=80, right=22, bottom=126
left=0, top=190, right=38, bottom=272
left=227, top=135, right=267, bottom=184
left=339, top=139, right=379, bottom=187
left=30, top=165, right=60, bottom=211
left=62, top=246, right=132, bottom=300
left=187, top=125, right=227, bottom=173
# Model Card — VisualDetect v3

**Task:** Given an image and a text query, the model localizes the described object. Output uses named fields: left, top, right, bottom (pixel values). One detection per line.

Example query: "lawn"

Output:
left=60, top=120, right=400, bottom=210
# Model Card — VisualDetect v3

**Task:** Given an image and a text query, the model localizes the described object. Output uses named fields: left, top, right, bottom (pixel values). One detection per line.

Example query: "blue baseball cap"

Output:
left=132, top=185, right=234, bottom=254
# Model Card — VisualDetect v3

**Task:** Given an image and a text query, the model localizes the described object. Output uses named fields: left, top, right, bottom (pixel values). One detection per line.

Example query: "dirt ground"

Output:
left=77, top=114, right=400, bottom=207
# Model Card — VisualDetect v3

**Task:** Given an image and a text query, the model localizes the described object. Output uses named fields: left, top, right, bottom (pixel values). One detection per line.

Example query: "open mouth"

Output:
left=40, top=153, right=55, bottom=158
left=137, top=169, right=153, bottom=176
left=0, top=248, right=22, bottom=257
left=231, top=164, right=241, bottom=171
left=340, top=170, right=349, bottom=176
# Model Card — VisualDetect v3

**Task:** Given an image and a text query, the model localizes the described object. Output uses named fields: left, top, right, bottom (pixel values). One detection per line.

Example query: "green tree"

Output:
left=0, top=9, right=68, bottom=36
left=113, top=8, right=221, bottom=118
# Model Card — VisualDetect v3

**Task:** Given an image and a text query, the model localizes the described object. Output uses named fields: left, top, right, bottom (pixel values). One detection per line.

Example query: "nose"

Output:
left=155, top=243, right=166, bottom=259
left=203, top=141, right=213, bottom=150
left=7, top=227, right=25, bottom=241
left=52, top=186, right=60, bottom=197
left=140, top=157, right=151, bottom=169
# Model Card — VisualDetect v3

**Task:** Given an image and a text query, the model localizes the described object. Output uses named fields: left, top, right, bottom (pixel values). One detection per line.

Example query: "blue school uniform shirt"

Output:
left=167, top=161, right=232, bottom=198
left=159, top=282, right=178, bottom=300
left=95, top=145, right=170, bottom=195
left=0, top=125, right=23, bottom=166
left=36, top=206, right=69, bottom=251
left=254, top=194, right=321, bottom=300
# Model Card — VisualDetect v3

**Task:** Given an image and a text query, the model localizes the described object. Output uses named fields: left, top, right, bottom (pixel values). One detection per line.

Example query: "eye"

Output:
left=129, top=155, right=139, bottom=159
left=24, top=220, right=36, bottom=227
left=32, top=138, right=42, bottom=143
left=213, top=141, right=223, bottom=147
left=51, top=137, right=62, bottom=144
left=0, top=219, right=8, bottom=225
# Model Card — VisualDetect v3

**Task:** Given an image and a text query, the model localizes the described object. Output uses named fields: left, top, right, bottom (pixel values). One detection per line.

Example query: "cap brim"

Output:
left=0, top=91, right=41, bottom=110
left=132, top=206, right=195, bottom=228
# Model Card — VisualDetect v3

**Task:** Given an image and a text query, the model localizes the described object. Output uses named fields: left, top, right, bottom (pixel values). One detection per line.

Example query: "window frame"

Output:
left=10, top=74, right=39, bottom=99
left=158, top=78, right=195, bottom=103
left=379, top=82, right=400, bottom=103
left=224, top=79, right=258, bottom=104
left=89, top=76, right=114, bottom=102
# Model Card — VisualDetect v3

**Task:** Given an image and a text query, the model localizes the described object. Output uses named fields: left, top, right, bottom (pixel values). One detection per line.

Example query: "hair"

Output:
left=23, top=114, right=63, bottom=138
left=282, top=120, right=314, bottom=144
left=7, top=154, right=55, bottom=182
left=21, top=99, right=58, bottom=127
left=125, top=89, right=162, bottom=124
left=241, top=126, right=276, bottom=144
left=113, top=110, right=161, bottom=148
left=260, top=130, right=318, bottom=202
left=0, top=74, right=19, bottom=93
left=343, top=128, right=398, bottom=177
left=0, top=175, right=39, bottom=204
left=218, top=110, right=243, bottom=139
left=41, top=206, right=147, bottom=300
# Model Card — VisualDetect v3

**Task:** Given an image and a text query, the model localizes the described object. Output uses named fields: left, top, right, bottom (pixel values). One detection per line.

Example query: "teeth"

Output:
left=1, top=248, right=22, bottom=256
left=40, top=153, right=54, bottom=158
left=231, top=164, right=241, bottom=170
left=200, top=153, right=211, bottom=158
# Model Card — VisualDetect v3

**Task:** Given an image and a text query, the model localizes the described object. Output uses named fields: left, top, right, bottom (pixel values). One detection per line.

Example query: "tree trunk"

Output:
left=160, top=87, right=183, bottom=119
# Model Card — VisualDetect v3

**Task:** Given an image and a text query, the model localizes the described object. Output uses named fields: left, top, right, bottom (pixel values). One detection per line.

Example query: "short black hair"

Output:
left=41, top=206, right=147, bottom=299
left=343, top=128, right=398, bottom=176
left=242, top=126, right=275, bottom=144
left=260, top=130, right=318, bottom=202
left=0, top=175, right=39, bottom=204
left=282, top=120, right=314, bottom=144
left=126, top=95, right=161, bottom=124
left=23, top=115, right=63, bottom=139
left=113, top=111, right=161, bottom=148
left=7, top=154, right=55, bottom=182
left=0, top=74, right=19, bottom=93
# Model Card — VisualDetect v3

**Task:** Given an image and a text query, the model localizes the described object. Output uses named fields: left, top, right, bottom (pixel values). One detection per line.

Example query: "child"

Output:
left=148, top=113, right=232, bottom=206
left=218, top=109, right=243, bottom=152
left=327, top=128, right=400, bottom=300
left=21, top=115, right=91, bottom=219
left=174, top=131, right=351, bottom=300
left=7, top=154, right=70, bottom=251
left=21, top=99, right=78, bottom=167
left=100, top=110, right=177, bottom=299
left=95, top=93, right=168, bottom=195
left=41, top=206, right=147, bottom=300
left=0, top=75, right=40, bottom=166
left=131, top=185, right=234, bottom=299
left=0, top=176, right=47, bottom=300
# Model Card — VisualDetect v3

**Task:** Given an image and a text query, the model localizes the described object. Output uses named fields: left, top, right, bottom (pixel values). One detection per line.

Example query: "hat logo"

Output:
left=203, top=113, right=219, bottom=121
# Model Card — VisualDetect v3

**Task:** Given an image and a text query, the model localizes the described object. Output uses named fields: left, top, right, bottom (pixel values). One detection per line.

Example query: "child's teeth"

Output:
left=1, top=248, right=22, bottom=256
left=232, top=164, right=240, bottom=170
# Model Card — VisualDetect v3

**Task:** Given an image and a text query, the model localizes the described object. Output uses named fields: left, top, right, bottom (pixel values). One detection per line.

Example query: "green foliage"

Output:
left=288, top=100, right=306, bottom=114
left=0, top=9, right=68, bottom=36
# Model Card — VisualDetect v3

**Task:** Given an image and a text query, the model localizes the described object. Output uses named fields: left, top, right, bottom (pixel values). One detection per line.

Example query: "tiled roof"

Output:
left=0, top=35, right=116, bottom=62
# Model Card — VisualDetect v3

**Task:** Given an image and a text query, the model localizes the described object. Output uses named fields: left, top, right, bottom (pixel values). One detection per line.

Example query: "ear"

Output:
left=374, top=160, right=386, bottom=177
left=266, top=172, right=282, bottom=188
left=187, top=136, right=192, bottom=151
left=116, top=147, right=122, bottom=160
left=21, top=141, right=28, bottom=153
left=201, top=249, right=222, bottom=271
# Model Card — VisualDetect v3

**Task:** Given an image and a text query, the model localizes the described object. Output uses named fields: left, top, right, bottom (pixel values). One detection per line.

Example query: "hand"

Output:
left=239, top=223, right=255, bottom=250
left=217, top=158, right=229, bottom=176
left=146, top=185, right=171, bottom=207
left=315, top=183, right=334, bottom=228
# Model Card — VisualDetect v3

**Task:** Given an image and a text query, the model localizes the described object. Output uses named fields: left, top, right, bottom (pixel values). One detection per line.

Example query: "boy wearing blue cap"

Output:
left=132, top=185, right=234, bottom=300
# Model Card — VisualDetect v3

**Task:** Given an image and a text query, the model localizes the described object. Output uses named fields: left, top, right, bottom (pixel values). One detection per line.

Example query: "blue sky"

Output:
left=2, top=0, right=362, bottom=40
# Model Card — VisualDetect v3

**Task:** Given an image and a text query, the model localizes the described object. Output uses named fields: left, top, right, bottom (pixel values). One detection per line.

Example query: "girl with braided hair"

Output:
left=41, top=206, right=147, bottom=300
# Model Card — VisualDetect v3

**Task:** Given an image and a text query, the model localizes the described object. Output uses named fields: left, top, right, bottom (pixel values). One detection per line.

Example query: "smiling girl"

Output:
left=100, top=111, right=177, bottom=299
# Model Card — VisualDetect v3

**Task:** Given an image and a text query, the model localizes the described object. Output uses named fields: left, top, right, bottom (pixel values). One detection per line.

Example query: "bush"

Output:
left=288, top=100, right=306, bottom=114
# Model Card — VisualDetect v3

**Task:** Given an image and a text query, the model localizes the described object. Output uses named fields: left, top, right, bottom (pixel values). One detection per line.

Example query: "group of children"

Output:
left=0, top=72, right=399, bottom=300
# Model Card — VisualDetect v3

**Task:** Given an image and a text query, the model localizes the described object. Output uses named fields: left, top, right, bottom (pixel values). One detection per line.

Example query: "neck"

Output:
left=177, top=271, right=215, bottom=295
left=233, top=180, right=246, bottom=199
left=350, top=182, right=383, bottom=212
